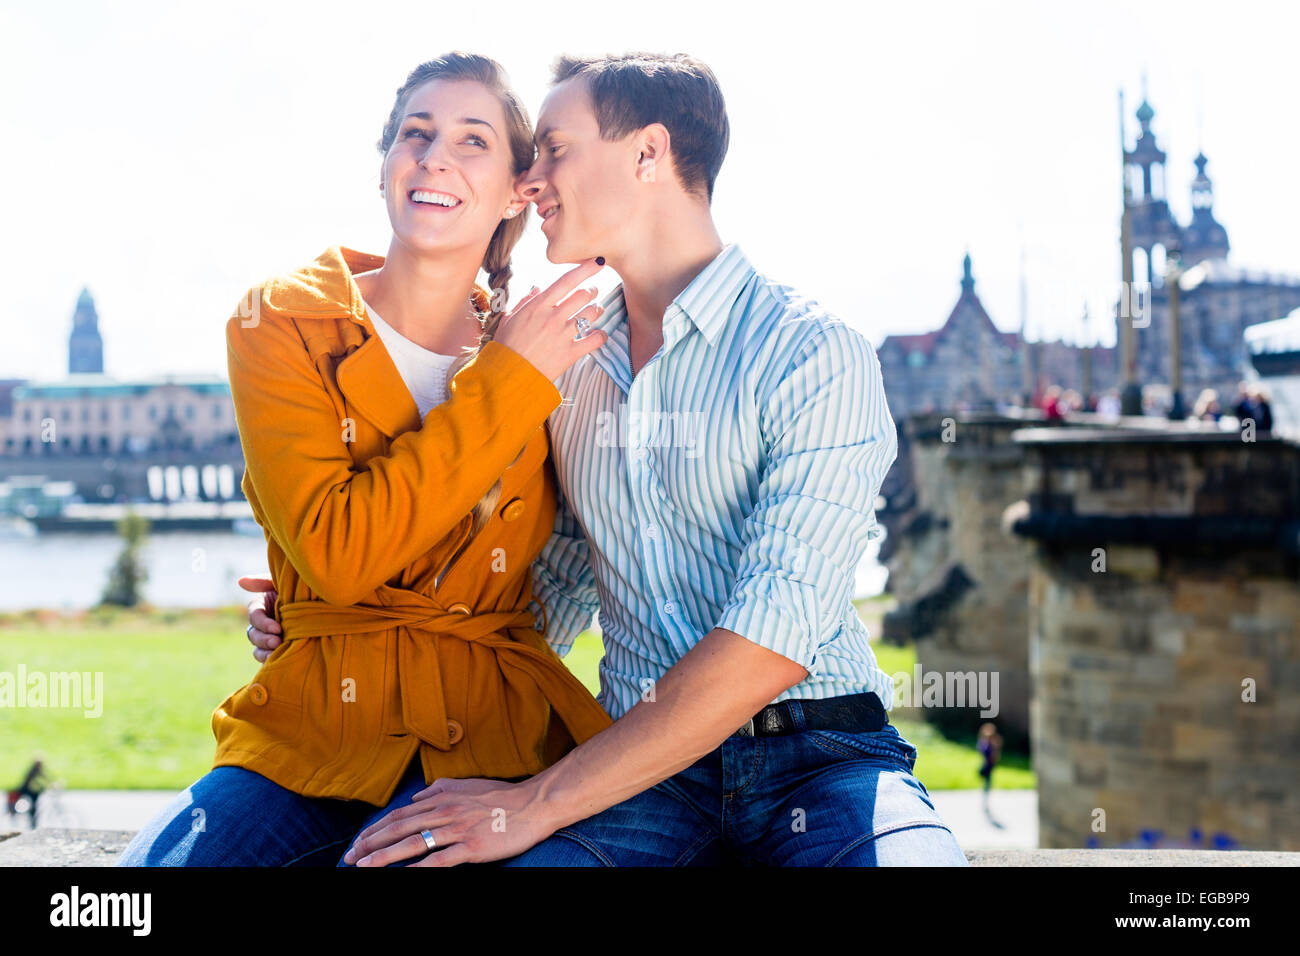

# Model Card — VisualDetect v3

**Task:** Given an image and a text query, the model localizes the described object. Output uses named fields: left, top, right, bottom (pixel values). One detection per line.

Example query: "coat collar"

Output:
left=259, top=245, right=492, bottom=322
left=262, top=245, right=492, bottom=440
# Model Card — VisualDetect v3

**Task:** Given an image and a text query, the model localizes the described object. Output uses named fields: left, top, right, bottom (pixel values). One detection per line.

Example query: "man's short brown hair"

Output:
left=551, top=52, right=729, bottom=202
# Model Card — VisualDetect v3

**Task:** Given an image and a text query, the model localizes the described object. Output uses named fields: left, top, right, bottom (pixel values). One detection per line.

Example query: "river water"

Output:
left=0, top=530, right=888, bottom=611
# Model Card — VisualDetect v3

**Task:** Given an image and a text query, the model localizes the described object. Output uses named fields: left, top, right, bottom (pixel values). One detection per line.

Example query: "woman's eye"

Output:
left=403, top=128, right=429, bottom=140
left=465, top=135, right=487, bottom=148
left=549, top=145, right=563, bottom=156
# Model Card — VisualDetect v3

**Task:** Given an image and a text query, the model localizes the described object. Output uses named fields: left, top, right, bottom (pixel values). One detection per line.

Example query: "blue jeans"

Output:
left=504, top=719, right=968, bottom=866
left=120, top=722, right=966, bottom=867
left=116, top=759, right=444, bottom=867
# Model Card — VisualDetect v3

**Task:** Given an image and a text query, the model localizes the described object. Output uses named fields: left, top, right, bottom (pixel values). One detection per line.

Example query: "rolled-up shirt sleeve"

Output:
left=714, top=324, right=897, bottom=675
left=528, top=476, right=600, bottom=659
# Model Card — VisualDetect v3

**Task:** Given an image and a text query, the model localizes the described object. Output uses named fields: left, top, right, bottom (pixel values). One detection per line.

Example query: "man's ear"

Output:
left=635, top=123, right=671, bottom=183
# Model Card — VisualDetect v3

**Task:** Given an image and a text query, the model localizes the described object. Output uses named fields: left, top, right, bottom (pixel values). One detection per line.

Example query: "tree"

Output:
left=100, top=511, right=150, bottom=607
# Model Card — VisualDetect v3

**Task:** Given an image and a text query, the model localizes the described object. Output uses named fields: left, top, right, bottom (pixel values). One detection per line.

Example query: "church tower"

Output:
left=68, top=287, right=104, bottom=374
left=1181, top=151, right=1231, bottom=266
left=1125, top=98, right=1183, bottom=282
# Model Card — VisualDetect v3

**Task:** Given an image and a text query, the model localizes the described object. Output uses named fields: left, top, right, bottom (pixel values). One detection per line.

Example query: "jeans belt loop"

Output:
left=786, top=699, right=805, bottom=732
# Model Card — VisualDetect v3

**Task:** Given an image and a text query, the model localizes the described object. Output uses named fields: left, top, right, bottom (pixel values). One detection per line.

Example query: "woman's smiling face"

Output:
left=382, top=78, right=519, bottom=257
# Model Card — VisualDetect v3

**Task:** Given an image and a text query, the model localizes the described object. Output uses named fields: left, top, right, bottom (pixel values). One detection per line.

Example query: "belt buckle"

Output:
left=737, top=716, right=756, bottom=737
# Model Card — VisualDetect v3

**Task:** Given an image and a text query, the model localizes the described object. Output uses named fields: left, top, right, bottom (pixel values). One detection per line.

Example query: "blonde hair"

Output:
left=379, top=52, right=536, bottom=546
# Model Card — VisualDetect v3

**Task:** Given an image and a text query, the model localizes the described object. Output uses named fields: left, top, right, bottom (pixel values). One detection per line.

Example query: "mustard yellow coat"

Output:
left=212, top=245, right=611, bottom=806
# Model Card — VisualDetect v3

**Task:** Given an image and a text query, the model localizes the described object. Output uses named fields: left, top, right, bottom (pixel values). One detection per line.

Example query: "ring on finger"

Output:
left=421, top=829, right=437, bottom=851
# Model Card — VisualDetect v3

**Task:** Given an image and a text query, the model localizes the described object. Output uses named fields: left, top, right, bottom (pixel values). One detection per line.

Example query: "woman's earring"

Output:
left=505, top=208, right=518, bottom=218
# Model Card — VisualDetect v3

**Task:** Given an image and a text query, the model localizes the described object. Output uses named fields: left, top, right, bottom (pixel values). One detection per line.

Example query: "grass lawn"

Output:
left=0, top=605, right=1033, bottom=791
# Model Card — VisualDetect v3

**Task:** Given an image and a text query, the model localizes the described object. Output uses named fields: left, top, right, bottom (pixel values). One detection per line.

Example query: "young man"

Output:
left=251, top=53, right=967, bottom=866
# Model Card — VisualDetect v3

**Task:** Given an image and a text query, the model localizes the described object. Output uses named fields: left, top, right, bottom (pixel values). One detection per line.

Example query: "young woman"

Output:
left=117, top=52, right=612, bottom=866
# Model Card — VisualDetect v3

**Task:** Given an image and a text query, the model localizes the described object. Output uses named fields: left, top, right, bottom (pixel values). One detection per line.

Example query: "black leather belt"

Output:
left=733, top=692, right=887, bottom=737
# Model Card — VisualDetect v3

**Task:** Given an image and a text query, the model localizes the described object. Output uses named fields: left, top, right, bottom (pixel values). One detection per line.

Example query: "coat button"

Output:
left=447, top=719, right=464, bottom=744
left=248, top=683, right=268, bottom=706
left=500, top=497, right=526, bottom=522
left=448, top=602, right=471, bottom=615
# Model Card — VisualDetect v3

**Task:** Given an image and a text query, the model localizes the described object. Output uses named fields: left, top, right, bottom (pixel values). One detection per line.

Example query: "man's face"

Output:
left=520, top=77, right=639, bottom=263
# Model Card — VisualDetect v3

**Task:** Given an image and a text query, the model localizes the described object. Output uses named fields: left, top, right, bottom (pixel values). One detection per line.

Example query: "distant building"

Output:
left=878, top=97, right=1300, bottom=419
left=1119, top=99, right=1300, bottom=399
left=0, top=289, right=238, bottom=458
left=876, top=254, right=1114, bottom=419
left=3, top=375, right=239, bottom=457
left=68, top=288, right=104, bottom=374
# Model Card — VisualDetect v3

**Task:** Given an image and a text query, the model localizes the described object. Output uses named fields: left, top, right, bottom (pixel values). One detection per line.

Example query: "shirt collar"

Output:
left=670, top=242, right=754, bottom=347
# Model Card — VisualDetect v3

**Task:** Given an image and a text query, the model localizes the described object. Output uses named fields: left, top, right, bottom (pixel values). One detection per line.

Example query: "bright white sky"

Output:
left=2, top=0, right=1296, bottom=381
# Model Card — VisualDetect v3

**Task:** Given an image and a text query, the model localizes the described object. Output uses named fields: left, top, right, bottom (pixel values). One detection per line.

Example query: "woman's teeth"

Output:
left=411, top=190, right=461, bottom=207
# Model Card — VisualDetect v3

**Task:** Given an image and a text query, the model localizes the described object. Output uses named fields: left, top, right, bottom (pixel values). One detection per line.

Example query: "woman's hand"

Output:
left=239, top=576, right=281, bottom=663
left=492, top=257, right=609, bottom=382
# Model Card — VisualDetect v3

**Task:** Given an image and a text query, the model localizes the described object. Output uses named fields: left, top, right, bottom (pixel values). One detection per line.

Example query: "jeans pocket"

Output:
left=805, top=725, right=917, bottom=772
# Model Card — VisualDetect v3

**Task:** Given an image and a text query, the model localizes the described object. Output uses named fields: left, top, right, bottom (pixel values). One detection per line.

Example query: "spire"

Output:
left=1191, top=151, right=1212, bottom=209
left=69, top=286, right=104, bottom=374
left=1018, top=244, right=1028, bottom=336
left=1183, top=150, right=1230, bottom=265
left=961, top=250, right=975, bottom=295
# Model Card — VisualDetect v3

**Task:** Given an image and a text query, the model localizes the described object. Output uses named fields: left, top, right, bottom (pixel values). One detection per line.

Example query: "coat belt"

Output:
left=277, top=585, right=611, bottom=751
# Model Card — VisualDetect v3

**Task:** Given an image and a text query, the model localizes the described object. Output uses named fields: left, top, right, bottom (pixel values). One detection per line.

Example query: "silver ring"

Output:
left=575, top=317, right=591, bottom=338
left=247, top=623, right=255, bottom=639
left=420, top=829, right=437, bottom=851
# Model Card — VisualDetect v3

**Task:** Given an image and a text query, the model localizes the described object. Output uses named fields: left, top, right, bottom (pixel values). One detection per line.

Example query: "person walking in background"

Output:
left=1250, top=384, right=1274, bottom=433
left=6, top=759, right=48, bottom=829
left=1233, top=382, right=1273, bottom=435
left=1040, top=385, right=1065, bottom=422
left=1192, top=388, right=1221, bottom=423
left=1096, top=389, right=1121, bottom=419
left=976, top=723, right=1001, bottom=812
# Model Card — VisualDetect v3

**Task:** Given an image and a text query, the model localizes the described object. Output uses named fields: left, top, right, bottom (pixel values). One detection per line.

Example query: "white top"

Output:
left=361, top=296, right=459, bottom=417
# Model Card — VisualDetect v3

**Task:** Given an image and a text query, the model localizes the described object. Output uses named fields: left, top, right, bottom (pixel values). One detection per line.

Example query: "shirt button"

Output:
left=447, top=719, right=464, bottom=745
left=248, top=683, right=268, bottom=706
left=633, top=447, right=647, bottom=461
left=500, top=497, right=526, bottom=522
left=644, top=524, right=659, bottom=540
left=448, top=602, right=472, bottom=615
left=663, top=600, right=677, bottom=615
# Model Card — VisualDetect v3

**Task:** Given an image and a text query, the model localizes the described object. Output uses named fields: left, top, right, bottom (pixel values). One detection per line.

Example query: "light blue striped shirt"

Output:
left=526, top=243, right=898, bottom=721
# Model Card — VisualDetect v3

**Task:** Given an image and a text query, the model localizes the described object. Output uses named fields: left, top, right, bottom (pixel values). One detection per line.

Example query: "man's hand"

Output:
left=239, top=575, right=281, bottom=663
left=342, top=777, right=559, bottom=868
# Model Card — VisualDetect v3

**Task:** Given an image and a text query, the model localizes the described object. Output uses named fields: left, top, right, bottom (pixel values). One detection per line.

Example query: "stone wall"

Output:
left=879, top=411, right=1047, bottom=745
left=4, top=830, right=1298, bottom=866
left=1010, top=428, right=1300, bottom=851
